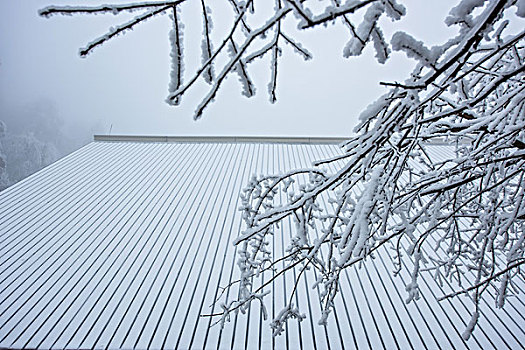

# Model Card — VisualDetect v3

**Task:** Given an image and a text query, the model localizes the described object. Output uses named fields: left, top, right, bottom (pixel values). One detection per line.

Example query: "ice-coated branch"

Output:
left=226, top=0, right=525, bottom=337
left=200, top=0, right=214, bottom=84
left=412, top=0, right=509, bottom=88
left=226, top=0, right=252, bottom=34
left=165, top=0, right=255, bottom=106
left=299, top=0, right=382, bottom=29
left=166, top=5, right=184, bottom=105
left=438, top=258, right=525, bottom=301
left=193, top=6, right=291, bottom=118
left=268, top=0, right=282, bottom=103
left=39, top=1, right=185, bottom=17
left=40, top=0, right=525, bottom=340
left=280, top=32, right=312, bottom=60
left=39, top=0, right=396, bottom=115
left=228, top=38, right=256, bottom=98
left=268, top=38, right=280, bottom=103
left=81, top=6, right=171, bottom=57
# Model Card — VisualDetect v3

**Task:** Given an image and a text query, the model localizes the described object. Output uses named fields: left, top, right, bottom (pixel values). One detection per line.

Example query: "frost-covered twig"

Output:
left=227, top=1, right=525, bottom=336
left=80, top=5, right=171, bottom=57
left=39, top=1, right=184, bottom=17
left=40, top=0, right=525, bottom=339
left=166, top=5, right=183, bottom=105
left=193, top=7, right=291, bottom=118
left=200, top=0, right=214, bottom=84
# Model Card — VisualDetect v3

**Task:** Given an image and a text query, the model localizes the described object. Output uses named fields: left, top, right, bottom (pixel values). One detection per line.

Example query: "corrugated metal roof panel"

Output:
left=0, top=139, right=523, bottom=349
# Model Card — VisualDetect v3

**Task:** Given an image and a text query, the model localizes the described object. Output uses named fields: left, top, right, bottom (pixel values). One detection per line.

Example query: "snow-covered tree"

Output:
left=0, top=101, right=85, bottom=190
left=1, top=133, right=59, bottom=185
left=40, top=0, right=525, bottom=339
left=0, top=120, right=9, bottom=190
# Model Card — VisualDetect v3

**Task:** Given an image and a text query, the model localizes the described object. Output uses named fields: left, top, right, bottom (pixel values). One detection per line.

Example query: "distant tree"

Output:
left=1, top=133, right=59, bottom=185
left=0, top=120, right=9, bottom=190
left=40, top=0, right=525, bottom=339
left=0, top=101, right=80, bottom=190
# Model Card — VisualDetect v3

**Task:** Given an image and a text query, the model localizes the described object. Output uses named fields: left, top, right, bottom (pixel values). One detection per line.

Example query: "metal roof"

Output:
left=0, top=137, right=524, bottom=349
left=93, top=135, right=348, bottom=144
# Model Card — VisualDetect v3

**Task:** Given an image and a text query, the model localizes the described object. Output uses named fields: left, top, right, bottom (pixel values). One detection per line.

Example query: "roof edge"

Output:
left=94, top=135, right=348, bottom=144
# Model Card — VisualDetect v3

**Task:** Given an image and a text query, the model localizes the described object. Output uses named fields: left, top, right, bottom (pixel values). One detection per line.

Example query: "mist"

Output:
left=0, top=0, right=464, bottom=189
left=0, top=99, right=100, bottom=189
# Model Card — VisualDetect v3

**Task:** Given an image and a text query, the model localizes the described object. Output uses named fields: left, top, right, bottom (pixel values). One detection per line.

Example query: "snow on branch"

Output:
left=41, top=0, right=525, bottom=340
left=80, top=6, right=171, bottom=57
left=228, top=39, right=256, bottom=99
left=39, top=0, right=394, bottom=114
left=221, top=0, right=525, bottom=338
left=39, top=1, right=184, bottom=17
left=192, top=6, right=291, bottom=118
left=280, top=32, right=312, bottom=61
left=200, top=1, right=214, bottom=84
left=165, top=1, right=254, bottom=106
left=391, top=32, right=441, bottom=68
left=296, top=0, right=381, bottom=29
left=343, top=2, right=385, bottom=59
left=167, top=5, right=184, bottom=106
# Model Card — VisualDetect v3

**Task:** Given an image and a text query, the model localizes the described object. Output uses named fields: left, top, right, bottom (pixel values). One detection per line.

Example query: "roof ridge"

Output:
left=93, top=135, right=348, bottom=144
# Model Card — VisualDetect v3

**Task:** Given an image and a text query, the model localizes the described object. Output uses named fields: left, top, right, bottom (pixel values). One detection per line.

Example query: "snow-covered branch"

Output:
left=80, top=5, right=171, bottom=57
left=223, top=0, right=525, bottom=338
left=40, top=0, right=525, bottom=340
left=39, top=1, right=185, bottom=17
left=166, top=5, right=184, bottom=105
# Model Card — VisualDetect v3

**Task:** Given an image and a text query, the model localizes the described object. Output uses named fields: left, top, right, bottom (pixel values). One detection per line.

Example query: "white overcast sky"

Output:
left=0, top=1, right=462, bottom=138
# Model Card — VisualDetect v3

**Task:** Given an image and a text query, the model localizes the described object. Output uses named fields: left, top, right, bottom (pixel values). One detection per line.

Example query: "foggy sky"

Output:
left=0, top=1, right=459, bottom=139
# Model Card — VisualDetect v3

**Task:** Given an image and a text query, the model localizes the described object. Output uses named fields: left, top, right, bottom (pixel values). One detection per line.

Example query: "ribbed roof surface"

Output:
left=0, top=138, right=524, bottom=349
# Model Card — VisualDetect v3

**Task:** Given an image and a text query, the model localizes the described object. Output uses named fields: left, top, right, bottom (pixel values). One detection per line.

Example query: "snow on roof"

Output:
left=0, top=137, right=523, bottom=349
left=93, top=134, right=349, bottom=144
